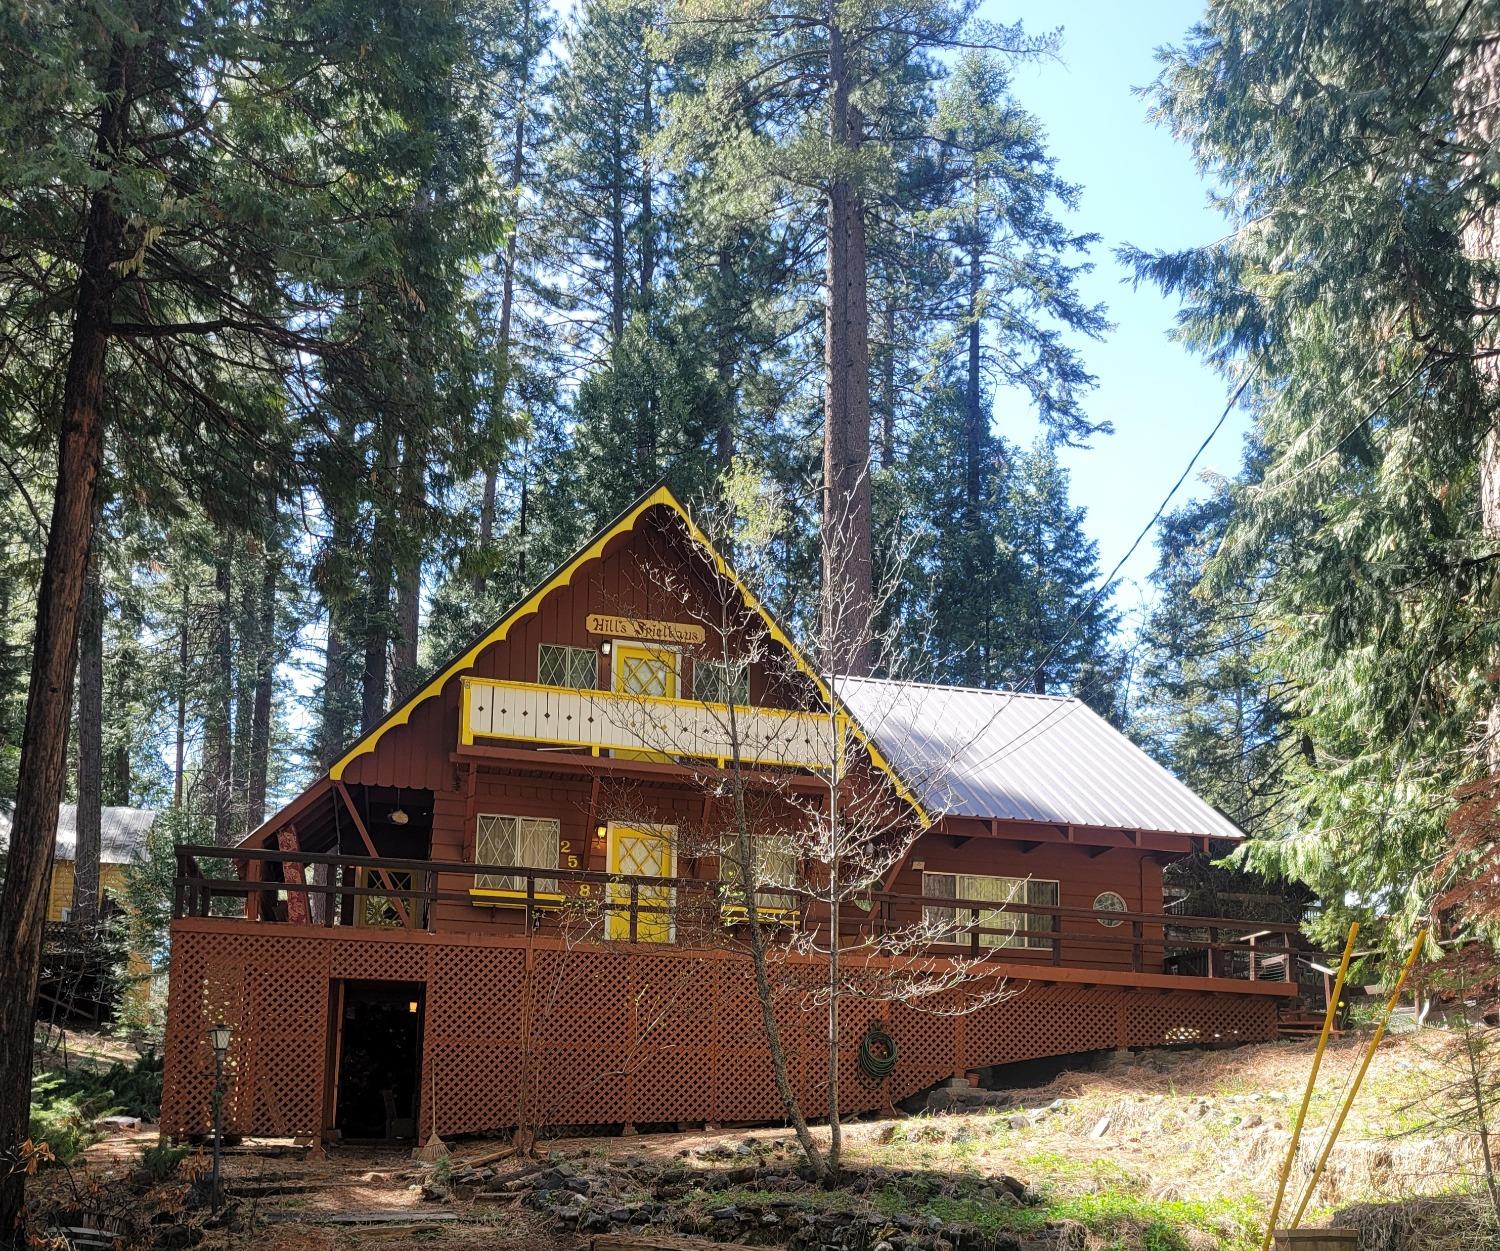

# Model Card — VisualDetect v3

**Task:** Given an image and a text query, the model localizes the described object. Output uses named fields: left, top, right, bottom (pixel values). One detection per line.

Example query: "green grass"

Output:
left=677, top=1173, right=1262, bottom=1250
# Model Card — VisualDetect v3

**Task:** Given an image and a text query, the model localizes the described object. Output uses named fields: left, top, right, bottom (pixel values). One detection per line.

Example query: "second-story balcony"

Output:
left=459, top=676, right=844, bottom=770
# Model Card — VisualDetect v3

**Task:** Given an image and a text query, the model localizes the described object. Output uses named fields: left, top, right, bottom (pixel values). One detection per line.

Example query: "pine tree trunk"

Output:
left=173, top=584, right=187, bottom=808
left=322, top=434, right=357, bottom=763
left=108, top=742, right=129, bottom=807
left=1463, top=32, right=1500, bottom=771
left=880, top=297, right=896, bottom=469
left=637, top=57, right=657, bottom=475
left=231, top=556, right=256, bottom=838
left=393, top=438, right=424, bottom=701
left=960, top=240, right=985, bottom=686
left=473, top=7, right=534, bottom=597
left=609, top=122, right=627, bottom=345
left=517, top=435, right=531, bottom=584
left=822, top=10, right=874, bottom=676
left=204, top=541, right=234, bottom=847
left=0, top=35, right=128, bottom=1242
left=363, top=540, right=393, bottom=734
left=715, top=246, right=737, bottom=469
left=247, top=552, right=276, bottom=830
left=73, top=539, right=104, bottom=925
left=965, top=244, right=983, bottom=513
left=322, top=610, right=349, bottom=766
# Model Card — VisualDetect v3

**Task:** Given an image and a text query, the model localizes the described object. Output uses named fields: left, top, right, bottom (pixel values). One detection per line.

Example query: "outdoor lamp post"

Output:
left=207, top=1022, right=232, bottom=1209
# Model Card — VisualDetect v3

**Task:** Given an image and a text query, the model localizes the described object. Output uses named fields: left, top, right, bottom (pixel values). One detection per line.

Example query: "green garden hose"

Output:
left=858, top=1024, right=898, bottom=1080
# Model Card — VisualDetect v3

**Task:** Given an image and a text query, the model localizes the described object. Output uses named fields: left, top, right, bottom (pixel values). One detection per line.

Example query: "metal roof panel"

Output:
left=838, top=678, right=1244, bottom=841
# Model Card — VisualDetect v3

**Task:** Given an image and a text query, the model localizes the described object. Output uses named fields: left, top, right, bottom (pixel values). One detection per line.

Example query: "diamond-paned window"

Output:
left=475, top=813, right=560, bottom=893
left=539, top=644, right=598, bottom=690
left=693, top=658, right=750, bottom=706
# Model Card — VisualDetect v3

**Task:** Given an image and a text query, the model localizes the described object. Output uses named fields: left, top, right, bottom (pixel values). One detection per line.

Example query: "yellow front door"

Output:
left=612, top=642, right=679, bottom=760
left=607, top=823, right=675, bottom=942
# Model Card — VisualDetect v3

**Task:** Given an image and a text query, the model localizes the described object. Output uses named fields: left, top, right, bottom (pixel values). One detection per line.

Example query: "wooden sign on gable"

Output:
left=586, top=613, right=706, bottom=645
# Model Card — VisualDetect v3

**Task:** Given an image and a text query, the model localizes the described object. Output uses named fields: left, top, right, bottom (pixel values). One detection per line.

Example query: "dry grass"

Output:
left=52, top=1029, right=1500, bottom=1250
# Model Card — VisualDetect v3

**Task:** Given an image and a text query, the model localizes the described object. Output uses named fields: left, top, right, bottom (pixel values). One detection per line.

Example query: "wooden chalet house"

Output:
left=162, top=486, right=1296, bottom=1145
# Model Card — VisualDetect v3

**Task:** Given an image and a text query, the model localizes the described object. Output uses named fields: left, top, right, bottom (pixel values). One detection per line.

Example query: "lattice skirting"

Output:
left=160, top=924, right=1280, bottom=1139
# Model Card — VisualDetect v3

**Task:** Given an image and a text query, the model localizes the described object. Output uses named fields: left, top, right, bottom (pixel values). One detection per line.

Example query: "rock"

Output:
left=1088, top=1115, right=1111, bottom=1139
left=1007, top=1115, right=1029, bottom=1130
left=711, top=1205, right=739, bottom=1221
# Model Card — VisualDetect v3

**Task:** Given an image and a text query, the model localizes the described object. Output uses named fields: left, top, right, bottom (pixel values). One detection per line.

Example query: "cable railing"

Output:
left=173, top=844, right=1299, bottom=981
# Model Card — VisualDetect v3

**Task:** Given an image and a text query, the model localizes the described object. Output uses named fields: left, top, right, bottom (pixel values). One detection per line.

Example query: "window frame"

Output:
left=922, top=871, right=1059, bottom=950
left=474, top=812, right=563, bottom=903
left=693, top=657, right=751, bottom=707
left=718, top=833, right=800, bottom=918
left=538, top=643, right=599, bottom=690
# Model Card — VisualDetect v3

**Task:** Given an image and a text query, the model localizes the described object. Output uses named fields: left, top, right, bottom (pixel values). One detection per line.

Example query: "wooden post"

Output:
left=334, top=780, right=410, bottom=928
left=629, top=882, right=639, bottom=943
left=1131, top=920, right=1142, bottom=973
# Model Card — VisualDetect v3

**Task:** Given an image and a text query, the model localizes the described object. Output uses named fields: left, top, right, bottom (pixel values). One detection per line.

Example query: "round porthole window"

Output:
left=1093, top=891, right=1127, bottom=927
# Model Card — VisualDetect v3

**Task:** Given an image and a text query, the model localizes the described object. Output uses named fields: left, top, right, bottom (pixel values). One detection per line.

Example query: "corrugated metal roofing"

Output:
left=839, top=677, right=1244, bottom=841
left=0, top=804, right=157, bottom=864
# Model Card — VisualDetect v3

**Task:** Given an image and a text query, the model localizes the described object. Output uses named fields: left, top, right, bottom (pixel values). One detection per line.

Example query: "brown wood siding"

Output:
left=342, top=510, right=820, bottom=795
left=887, top=829, right=1168, bottom=972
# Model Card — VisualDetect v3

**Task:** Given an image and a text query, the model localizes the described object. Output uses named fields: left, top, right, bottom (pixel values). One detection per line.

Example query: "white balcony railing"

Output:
left=460, top=677, right=842, bottom=769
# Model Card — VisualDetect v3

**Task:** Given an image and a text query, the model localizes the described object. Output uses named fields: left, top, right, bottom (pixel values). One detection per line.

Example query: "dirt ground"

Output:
left=34, top=1026, right=1496, bottom=1250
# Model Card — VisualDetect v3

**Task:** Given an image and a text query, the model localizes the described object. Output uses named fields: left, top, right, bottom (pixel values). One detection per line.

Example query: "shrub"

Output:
left=29, top=1075, right=110, bottom=1166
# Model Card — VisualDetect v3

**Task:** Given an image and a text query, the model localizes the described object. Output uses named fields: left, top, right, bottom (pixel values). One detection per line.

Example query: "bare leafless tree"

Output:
left=589, top=470, right=1040, bottom=1178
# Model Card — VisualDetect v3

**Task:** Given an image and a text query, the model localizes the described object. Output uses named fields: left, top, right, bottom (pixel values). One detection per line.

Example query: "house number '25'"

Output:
left=560, top=839, right=581, bottom=870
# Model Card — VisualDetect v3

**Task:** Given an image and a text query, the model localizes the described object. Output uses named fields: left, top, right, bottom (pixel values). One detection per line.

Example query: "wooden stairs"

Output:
left=1275, top=1005, right=1344, bottom=1040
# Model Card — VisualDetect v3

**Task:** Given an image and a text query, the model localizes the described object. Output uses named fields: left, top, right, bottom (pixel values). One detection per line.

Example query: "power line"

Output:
left=944, top=369, right=1259, bottom=783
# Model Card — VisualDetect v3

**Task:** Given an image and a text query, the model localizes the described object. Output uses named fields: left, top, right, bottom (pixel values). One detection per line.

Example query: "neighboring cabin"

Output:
left=160, top=485, right=1297, bottom=1147
left=0, top=803, right=155, bottom=922
left=0, top=803, right=157, bottom=1025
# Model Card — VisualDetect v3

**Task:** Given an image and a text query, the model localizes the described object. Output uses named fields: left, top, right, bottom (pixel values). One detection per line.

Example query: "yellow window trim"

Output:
left=720, top=904, right=801, bottom=925
left=469, top=887, right=566, bottom=909
left=326, top=484, right=929, bottom=826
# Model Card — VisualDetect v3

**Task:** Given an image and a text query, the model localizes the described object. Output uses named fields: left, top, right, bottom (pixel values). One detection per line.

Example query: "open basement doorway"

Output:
left=329, top=980, right=425, bottom=1143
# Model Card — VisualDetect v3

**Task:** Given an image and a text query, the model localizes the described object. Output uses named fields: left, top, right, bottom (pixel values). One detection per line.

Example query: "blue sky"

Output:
left=991, top=0, right=1248, bottom=621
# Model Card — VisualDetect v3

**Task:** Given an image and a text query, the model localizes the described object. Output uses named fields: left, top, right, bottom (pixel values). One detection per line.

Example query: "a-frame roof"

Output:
left=243, top=485, right=928, bottom=849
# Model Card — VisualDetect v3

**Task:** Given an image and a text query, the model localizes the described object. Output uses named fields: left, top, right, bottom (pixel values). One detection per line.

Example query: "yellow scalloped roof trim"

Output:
left=326, top=485, right=929, bottom=826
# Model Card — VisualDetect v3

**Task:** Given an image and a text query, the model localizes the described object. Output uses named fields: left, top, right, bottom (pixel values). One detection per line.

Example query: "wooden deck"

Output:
left=160, top=847, right=1295, bottom=1143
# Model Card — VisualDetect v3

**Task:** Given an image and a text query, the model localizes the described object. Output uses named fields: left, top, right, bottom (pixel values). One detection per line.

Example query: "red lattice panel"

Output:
left=161, top=924, right=1283, bottom=1140
left=1126, top=990, right=1275, bottom=1047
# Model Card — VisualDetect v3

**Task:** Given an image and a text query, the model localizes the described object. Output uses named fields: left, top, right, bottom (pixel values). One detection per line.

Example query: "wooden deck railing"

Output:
left=172, top=845, right=1299, bottom=981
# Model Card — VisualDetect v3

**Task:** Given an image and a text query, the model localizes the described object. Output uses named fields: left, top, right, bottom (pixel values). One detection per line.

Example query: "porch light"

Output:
left=408, top=1001, right=419, bottom=1014
left=207, top=1022, right=232, bottom=1056
left=389, top=808, right=410, bottom=826
left=600, top=641, right=611, bottom=655
left=911, top=859, right=925, bottom=871
left=596, top=824, right=607, bottom=841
